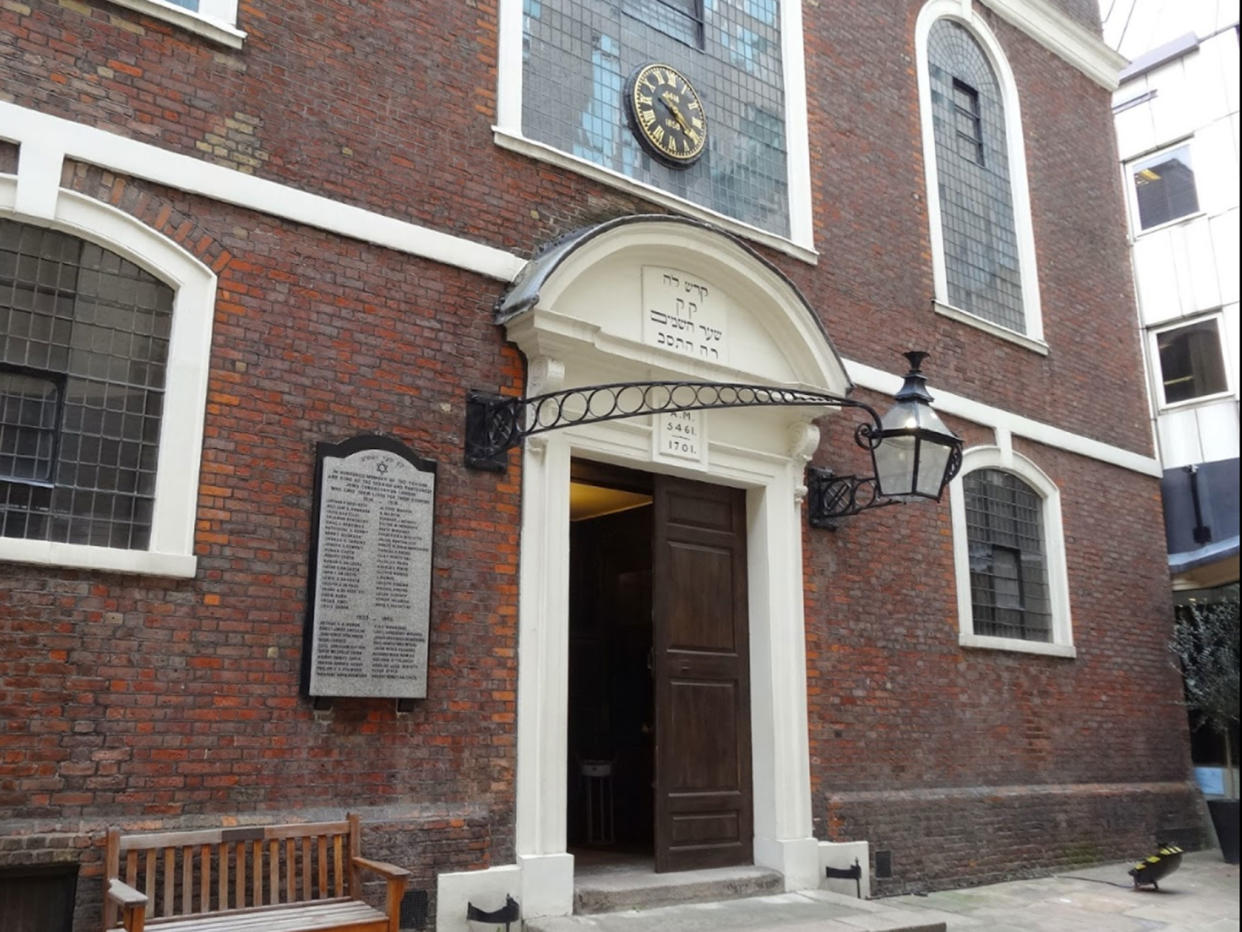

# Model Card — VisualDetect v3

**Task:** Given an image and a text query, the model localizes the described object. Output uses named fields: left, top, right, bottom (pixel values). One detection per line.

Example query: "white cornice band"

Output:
left=0, top=101, right=1159, bottom=479
left=981, top=0, right=1127, bottom=90
left=0, top=103, right=525, bottom=284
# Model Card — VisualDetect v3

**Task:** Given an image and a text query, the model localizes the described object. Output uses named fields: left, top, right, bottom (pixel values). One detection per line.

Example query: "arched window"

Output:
left=917, top=3, right=1044, bottom=349
left=0, top=184, right=215, bottom=577
left=1, top=220, right=172, bottom=549
left=949, top=447, right=1074, bottom=657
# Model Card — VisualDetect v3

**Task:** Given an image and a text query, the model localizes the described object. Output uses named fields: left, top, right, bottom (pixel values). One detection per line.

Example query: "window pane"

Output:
left=1158, top=319, right=1227, bottom=404
left=964, top=469, right=1051, bottom=642
left=1132, top=147, right=1199, bottom=230
left=0, top=370, right=61, bottom=482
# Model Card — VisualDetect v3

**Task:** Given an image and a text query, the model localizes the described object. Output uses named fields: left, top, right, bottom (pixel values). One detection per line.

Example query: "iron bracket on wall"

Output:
left=467, top=895, right=520, bottom=930
left=806, top=468, right=899, bottom=530
left=464, top=380, right=881, bottom=472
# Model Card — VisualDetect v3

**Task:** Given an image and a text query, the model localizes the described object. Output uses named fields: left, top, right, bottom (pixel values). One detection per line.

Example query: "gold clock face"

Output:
left=625, top=63, right=707, bottom=168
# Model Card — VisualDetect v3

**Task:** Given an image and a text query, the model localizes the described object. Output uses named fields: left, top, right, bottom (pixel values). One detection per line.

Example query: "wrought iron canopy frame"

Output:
left=464, top=379, right=936, bottom=523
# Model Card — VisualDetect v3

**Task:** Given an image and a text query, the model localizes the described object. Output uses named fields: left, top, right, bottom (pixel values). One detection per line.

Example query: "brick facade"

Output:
left=0, top=0, right=1205, bottom=928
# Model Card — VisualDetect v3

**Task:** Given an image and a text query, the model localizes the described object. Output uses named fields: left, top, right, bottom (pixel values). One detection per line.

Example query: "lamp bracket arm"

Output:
left=464, top=380, right=881, bottom=470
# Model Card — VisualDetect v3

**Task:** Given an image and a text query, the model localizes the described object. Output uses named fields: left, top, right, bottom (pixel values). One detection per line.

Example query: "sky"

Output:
left=1097, top=0, right=1239, bottom=59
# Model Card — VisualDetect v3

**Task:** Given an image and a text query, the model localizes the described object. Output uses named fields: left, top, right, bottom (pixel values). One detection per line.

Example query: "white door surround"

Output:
left=440, top=216, right=852, bottom=926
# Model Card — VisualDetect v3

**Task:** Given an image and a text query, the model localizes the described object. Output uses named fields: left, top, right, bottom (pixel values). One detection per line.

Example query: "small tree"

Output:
left=1170, top=595, right=1240, bottom=797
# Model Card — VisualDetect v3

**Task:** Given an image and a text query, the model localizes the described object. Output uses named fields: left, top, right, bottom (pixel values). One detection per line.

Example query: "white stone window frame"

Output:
left=492, top=0, right=816, bottom=263
left=949, top=444, right=1075, bottom=658
left=915, top=0, right=1047, bottom=355
left=104, top=0, right=245, bottom=49
left=1123, top=139, right=1205, bottom=238
left=0, top=178, right=216, bottom=578
left=1148, top=311, right=1233, bottom=411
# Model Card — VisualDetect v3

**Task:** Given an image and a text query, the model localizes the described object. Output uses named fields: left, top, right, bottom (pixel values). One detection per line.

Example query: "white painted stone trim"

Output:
left=492, top=131, right=819, bottom=265
left=948, top=445, right=1077, bottom=657
left=916, top=0, right=1046, bottom=346
left=491, top=0, right=817, bottom=255
left=0, top=103, right=524, bottom=284
left=0, top=103, right=1162, bottom=479
left=498, top=221, right=837, bottom=916
left=981, top=0, right=1126, bottom=91
left=933, top=300, right=1050, bottom=355
left=105, top=0, right=246, bottom=48
left=0, top=179, right=213, bottom=578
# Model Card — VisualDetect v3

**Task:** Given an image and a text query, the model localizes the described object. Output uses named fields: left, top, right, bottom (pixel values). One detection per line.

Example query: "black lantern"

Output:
left=806, top=351, right=961, bottom=527
left=868, top=351, right=961, bottom=501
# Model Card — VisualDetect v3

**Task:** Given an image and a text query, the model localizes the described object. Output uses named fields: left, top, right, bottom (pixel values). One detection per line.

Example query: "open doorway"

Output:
left=566, top=460, right=754, bottom=873
left=567, top=462, right=655, bottom=863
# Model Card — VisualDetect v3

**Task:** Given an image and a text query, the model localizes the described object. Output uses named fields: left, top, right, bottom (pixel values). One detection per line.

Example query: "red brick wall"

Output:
left=0, top=165, right=524, bottom=926
left=0, top=0, right=1200, bottom=924
left=805, top=404, right=1200, bottom=891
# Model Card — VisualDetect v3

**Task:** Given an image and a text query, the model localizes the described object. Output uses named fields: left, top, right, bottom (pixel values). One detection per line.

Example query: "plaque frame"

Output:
left=300, top=433, right=438, bottom=704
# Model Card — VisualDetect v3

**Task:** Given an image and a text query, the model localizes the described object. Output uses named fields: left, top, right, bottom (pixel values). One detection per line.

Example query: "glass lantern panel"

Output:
left=873, top=433, right=916, bottom=499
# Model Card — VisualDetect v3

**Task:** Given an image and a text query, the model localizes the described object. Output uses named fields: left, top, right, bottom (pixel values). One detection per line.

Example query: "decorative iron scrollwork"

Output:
left=806, top=468, right=894, bottom=529
left=464, top=380, right=881, bottom=471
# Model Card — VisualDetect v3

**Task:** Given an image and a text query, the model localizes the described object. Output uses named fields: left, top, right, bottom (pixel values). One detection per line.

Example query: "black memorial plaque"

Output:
left=303, top=435, right=436, bottom=700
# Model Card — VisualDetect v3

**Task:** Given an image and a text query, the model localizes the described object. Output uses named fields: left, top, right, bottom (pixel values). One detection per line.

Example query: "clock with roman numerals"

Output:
left=624, top=63, right=708, bottom=168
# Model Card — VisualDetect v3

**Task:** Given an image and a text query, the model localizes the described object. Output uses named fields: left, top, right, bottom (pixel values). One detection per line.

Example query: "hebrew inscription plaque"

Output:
left=304, top=435, right=436, bottom=700
left=641, top=266, right=728, bottom=365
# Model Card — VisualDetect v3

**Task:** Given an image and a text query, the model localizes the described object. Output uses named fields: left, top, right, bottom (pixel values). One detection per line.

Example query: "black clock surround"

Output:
left=623, top=62, right=708, bottom=168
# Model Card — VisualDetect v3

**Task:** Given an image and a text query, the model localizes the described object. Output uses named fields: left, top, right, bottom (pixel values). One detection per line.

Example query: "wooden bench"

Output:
left=104, top=813, right=409, bottom=932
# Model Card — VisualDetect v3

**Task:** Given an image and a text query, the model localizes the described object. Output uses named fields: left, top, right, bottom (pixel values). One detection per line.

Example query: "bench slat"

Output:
left=218, top=842, right=228, bottom=912
left=200, top=844, right=210, bottom=915
left=302, top=836, right=312, bottom=900
left=318, top=836, right=327, bottom=896
left=252, top=839, right=263, bottom=906
left=142, top=899, right=385, bottom=932
left=332, top=836, right=343, bottom=898
left=163, top=847, right=174, bottom=917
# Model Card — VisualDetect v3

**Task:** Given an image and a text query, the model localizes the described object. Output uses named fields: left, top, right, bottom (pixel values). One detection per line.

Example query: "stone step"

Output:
left=524, top=887, right=947, bottom=932
left=572, top=862, right=785, bottom=915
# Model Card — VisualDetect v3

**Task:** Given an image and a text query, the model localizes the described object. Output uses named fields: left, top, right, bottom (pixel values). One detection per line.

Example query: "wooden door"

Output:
left=652, top=475, right=752, bottom=872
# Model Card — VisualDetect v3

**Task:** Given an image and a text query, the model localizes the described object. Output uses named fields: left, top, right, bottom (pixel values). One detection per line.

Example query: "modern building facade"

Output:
left=0, top=0, right=1209, bottom=929
left=1100, top=0, right=1240, bottom=799
left=1103, top=1, right=1239, bottom=594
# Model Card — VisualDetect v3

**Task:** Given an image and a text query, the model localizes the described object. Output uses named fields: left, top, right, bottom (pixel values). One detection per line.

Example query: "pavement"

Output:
left=524, top=850, right=1240, bottom=931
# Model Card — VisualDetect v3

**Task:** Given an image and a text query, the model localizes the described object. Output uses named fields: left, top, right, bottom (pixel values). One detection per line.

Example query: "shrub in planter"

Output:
left=1170, top=594, right=1240, bottom=863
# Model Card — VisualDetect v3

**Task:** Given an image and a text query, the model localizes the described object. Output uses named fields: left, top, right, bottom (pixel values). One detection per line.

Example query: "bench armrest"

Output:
left=353, top=856, right=411, bottom=880
left=107, top=878, right=149, bottom=908
left=353, top=856, right=410, bottom=932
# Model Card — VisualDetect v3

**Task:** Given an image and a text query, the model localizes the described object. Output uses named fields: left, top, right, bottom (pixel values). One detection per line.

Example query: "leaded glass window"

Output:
left=928, top=19, right=1025, bottom=333
left=0, top=220, right=172, bottom=549
left=523, top=0, right=788, bottom=236
left=964, top=469, right=1051, bottom=642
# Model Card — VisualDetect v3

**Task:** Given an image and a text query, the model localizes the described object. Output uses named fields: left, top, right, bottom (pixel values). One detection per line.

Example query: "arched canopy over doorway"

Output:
left=500, top=215, right=846, bottom=918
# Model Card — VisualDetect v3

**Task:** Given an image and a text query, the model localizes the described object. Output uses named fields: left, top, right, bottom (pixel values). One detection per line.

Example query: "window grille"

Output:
left=927, top=19, right=1025, bottom=333
left=0, top=219, right=172, bottom=549
left=964, top=469, right=1051, bottom=642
